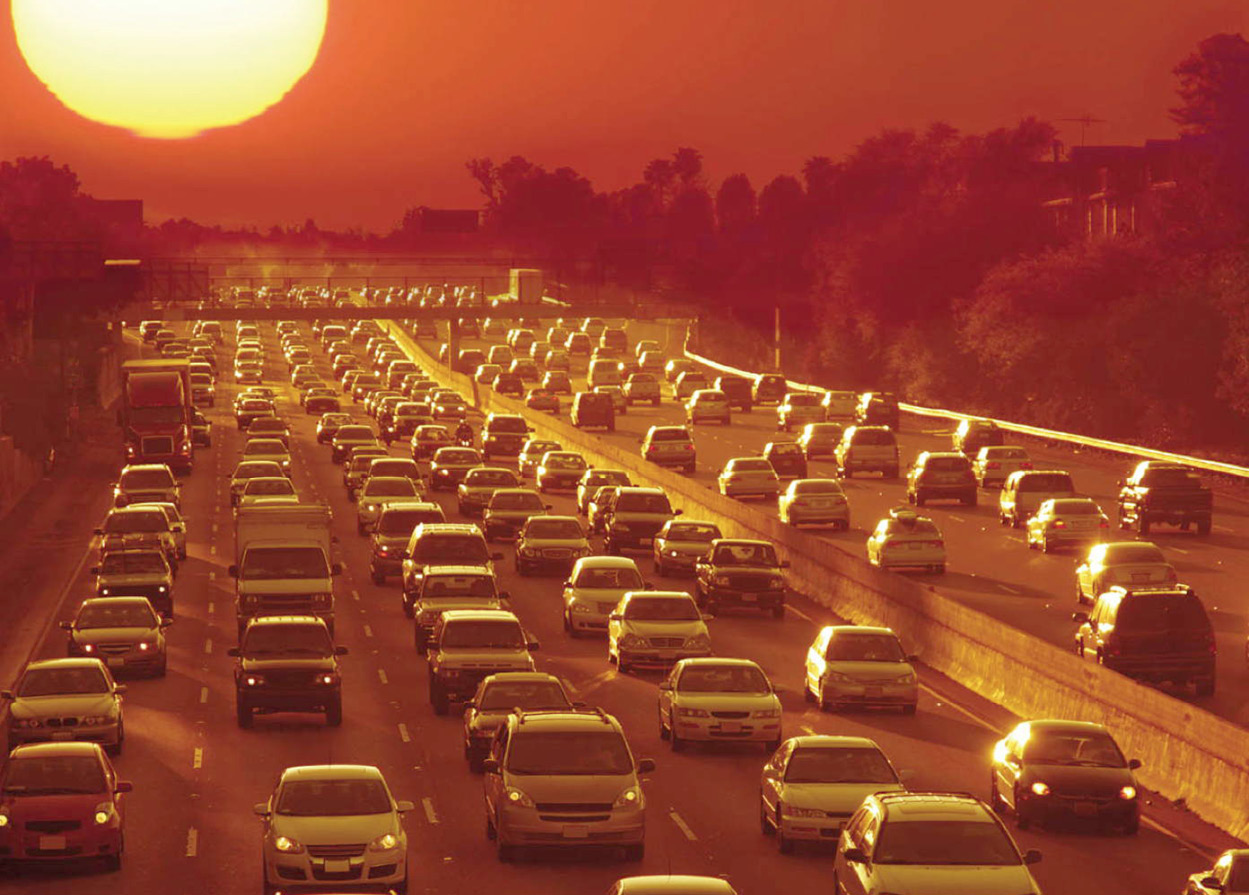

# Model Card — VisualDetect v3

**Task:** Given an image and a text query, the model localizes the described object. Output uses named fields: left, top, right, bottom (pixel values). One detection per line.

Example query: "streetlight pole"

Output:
left=774, top=305, right=781, bottom=372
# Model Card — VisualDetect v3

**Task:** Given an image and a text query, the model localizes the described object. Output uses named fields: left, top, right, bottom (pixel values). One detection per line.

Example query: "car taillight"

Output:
left=1099, top=519, right=1109, bottom=528
left=1021, top=461, right=1033, bottom=469
left=986, top=461, right=1000, bottom=469
left=1051, top=520, right=1066, bottom=529
left=930, top=540, right=944, bottom=549
left=1166, top=569, right=1178, bottom=582
left=684, top=444, right=695, bottom=451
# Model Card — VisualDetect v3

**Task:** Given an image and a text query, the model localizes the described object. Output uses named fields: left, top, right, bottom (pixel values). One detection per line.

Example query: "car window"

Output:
left=575, top=567, right=643, bottom=589
left=1104, top=544, right=1166, bottom=564
left=543, top=455, right=586, bottom=470
left=852, top=429, right=895, bottom=446
left=239, top=546, right=329, bottom=580
left=925, top=457, right=970, bottom=471
left=873, top=819, right=1020, bottom=866
left=78, top=602, right=158, bottom=628
left=828, top=633, right=905, bottom=662
left=506, top=731, right=633, bottom=775
left=378, top=508, right=442, bottom=534
left=411, top=535, right=488, bottom=564
left=784, top=747, right=897, bottom=784
left=616, top=493, right=673, bottom=514
left=423, top=575, right=496, bottom=598
left=526, top=519, right=583, bottom=539
left=244, top=479, right=296, bottom=496
left=479, top=681, right=570, bottom=712
left=1019, top=473, right=1073, bottom=491
left=276, top=779, right=390, bottom=816
left=120, top=469, right=175, bottom=489
left=666, top=523, right=719, bottom=540
left=468, top=471, right=518, bottom=487
left=491, top=492, right=544, bottom=510
left=793, top=480, right=842, bottom=495
left=1022, top=731, right=1125, bottom=767
left=20, top=666, right=110, bottom=696
left=677, top=664, right=768, bottom=693
left=1138, top=467, right=1201, bottom=488
left=363, top=479, right=418, bottom=498
left=623, top=598, right=700, bottom=621
left=243, top=624, right=333, bottom=656
left=1117, top=594, right=1209, bottom=631
left=2, top=755, right=107, bottom=794
left=650, top=429, right=690, bottom=442
left=731, top=459, right=774, bottom=472
left=712, top=543, right=778, bottom=566
left=100, top=552, right=167, bottom=574
left=441, top=621, right=524, bottom=649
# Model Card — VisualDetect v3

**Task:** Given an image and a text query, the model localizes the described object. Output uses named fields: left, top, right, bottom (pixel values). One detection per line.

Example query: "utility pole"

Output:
left=774, top=306, right=782, bottom=373
left=1058, top=116, right=1108, bottom=147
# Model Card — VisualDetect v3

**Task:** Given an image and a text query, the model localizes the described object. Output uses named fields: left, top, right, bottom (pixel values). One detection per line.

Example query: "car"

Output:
left=576, top=468, right=632, bottom=515
left=571, top=391, right=616, bottom=431
left=457, top=467, right=521, bottom=517
left=233, top=359, right=263, bottom=384
left=351, top=372, right=383, bottom=402
left=1073, top=584, right=1216, bottom=694
left=535, top=451, right=589, bottom=492
left=364, top=456, right=424, bottom=493
left=594, top=385, right=628, bottom=414
left=246, top=416, right=291, bottom=449
left=651, top=519, right=720, bottom=576
left=493, top=372, right=525, bottom=397
left=673, top=370, right=708, bottom=400
left=61, top=596, right=171, bottom=677
left=433, top=392, right=469, bottom=419
left=906, top=451, right=977, bottom=507
left=517, top=439, right=563, bottom=478
left=778, top=478, right=850, bottom=529
left=1185, top=850, right=1249, bottom=895
left=819, top=389, right=858, bottom=421
left=482, top=488, right=549, bottom=541
left=637, top=351, right=667, bottom=376
left=515, top=515, right=590, bottom=576
left=563, top=556, right=648, bottom=637
left=833, top=792, right=1043, bottom=895
left=342, top=449, right=390, bottom=497
left=545, top=349, right=572, bottom=372
left=330, top=424, right=378, bottom=463
left=803, top=625, right=918, bottom=713
left=990, top=719, right=1141, bottom=833
left=462, top=672, right=574, bottom=770
left=2, top=658, right=126, bottom=755
left=1074, top=540, right=1176, bottom=604
left=641, top=426, right=696, bottom=473
left=315, top=412, right=351, bottom=445
left=717, top=457, right=781, bottom=500
left=190, top=409, right=212, bottom=447
left=408, top=564, right=506, bottom=648
left=91, top=548, right=174, bottom=616
left=566, top=331, right=592, bottom=355
left=303, top=387, right=341, bottom=415
left=0, top=742, right=131, bottom=870
left=525, top=387, right=561, bottom=413
left=95, top=503, right=179, bottom=567
left=603, top=487, right=680, bottom=555
left=355, top=476, right=420, bottom=535
left=953, top=418, right=1004, bottom=457
left=686, top=388, right=730, bottom=425
left=713, top=375, right=752, bottom=412
left=693, top=538, right=788, bottom=617
left=368, top=501, right=446, bottom=584
left=588, top=485, right=623, bottom=535
left=541, top=370, right=572, bottom=394
left=608, top=590, right=711, bottom=673
left=410, top=424, right=453, bottom=461
left=229, top=615, right=347, bottom=728
left=476, top=362, right=503, bottom=384
left=112, top=462, right=180, bottom=510
left=753, top=373, right=787, bottom=405
left=228, top=460, right=286, bottom=506
left=242, top=437, right=292, bottom=476
left=130, top=500, right=187, bottom=558
left=760, top=735, right=906, bottom=853
left=796, top=422, right=842, bottom=459
left=777, top=392, right=825, bottom=432
left=867, top=508, right=946, bottom=574
left=428, top=446, right=482, bottom=490
left=624, top=372, right=662, bottom=406
left=763, top=441, right=807, bottom=479
left=386, top=403, right=435, bottom=443
left=234, top=397, right=275, bottom=429
left=658, top=658, right=782, bottom=751
left=487, top=344, right=513, bottom=367
left=835, top=426, right=900, bottom=478
left=973, top=445, right=1033, bottom=488
left=480, top=413, right=532, bottom=460
left=1025, top=497, right=1110, bottom=552
left=290, top=364, right=320, bottom=390
left=427, top=610, right=538, bottom=714
left=853, top=391, right=900, bottom=428
left=254, top=764, right=412, bottom=893
left=189, top=371, right=215, bottom=406
left=999, top=469, right=1077, bottom=527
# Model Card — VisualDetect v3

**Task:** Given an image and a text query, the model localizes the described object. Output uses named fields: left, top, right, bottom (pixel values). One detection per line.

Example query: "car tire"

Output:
left=1138, top=517, right=1150, bottom=535
left=964, top=491, right=977, bottom=507
left=772, top=604, right=785, bottom=620
left=325, top=697, right=343, bottom=727
left=1197, top=518, right=1212, bottom=536
left=357, top=522, right=367, bottom=536
left=393, top=872, right=410, bottom=894
left=237, top=701, right=253, bottom=728
left=371, top=570, right=385, bottom=585
left=1014, top=788, right=1031, bottom=830
left=658, top=709, right=670, bottom=741
left=156, top=658, right=168, bottom=678
left=1121, top=813, right=1140, bottom=836
left=430, top=679, right=450, bottom=715
left=102, top=849, right=122, bottom=873
left=901, top=702, right=917, bottom=716
left=670, top=719, right=684, bottom=752
left=989, top=774, right=1007, bottom=814
left=760, top=799, right=774, bottom=835
left=803, top=677, right=815, bottom=703
left=914, top=491, right=925, bottom=507
left=1196, top=677, right=1216, bottom=697
left=776, top=807, right=794, bottom=854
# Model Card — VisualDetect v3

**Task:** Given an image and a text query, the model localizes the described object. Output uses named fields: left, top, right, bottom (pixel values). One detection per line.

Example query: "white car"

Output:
left=355, top=476, right=420, bottom=535
left=241, top=437, right=292, bottom=476
left=1074, top=540, right=1176, bottom=605
left=777, top=478, right=850, bottom=529
left=255, top=765, right=413, bottom=894
left=562, top=556, right=646, bottom=636
left=1025, top=497, right=1109, bottom=552
left=128, top=501, right=187, bottom=559
left=866, top=508, right=945, bottom=574
left=237, top=476, right=298, bottom=510
left=973, top=445, right=1033, bottom=488
left=608, top=591, right=711, bottom=674
left=657, top=658, right=781, bottom=751
left=803, top=625, right=918, bottom=713
left=717, top=457, right=781, bottom=500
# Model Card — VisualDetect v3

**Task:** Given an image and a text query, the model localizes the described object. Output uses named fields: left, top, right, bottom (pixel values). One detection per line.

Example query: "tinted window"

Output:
left=623, top=598, right=699, bottom=620
left=378, top=508, right=443, bottom=534
left=78, top=601, right=158, bottom=628
left=1139, top=468, right=1201, bottom=488
left=412, top=535, right=488, bottom=564
left=874, top=819, right=1019, bottom=866
left=1018, top=473, right=1073, bottom=492
left=1104, top=544, right=1166, bottom=564
left=276, top=779, right=390, bottom=816
left=104, top=511, right=167, bottom=533
left=100, top=551, right=167, bottom=574
left=441, top=621, right=524, bottom=649
left=1116, top=594, right=1210, bottom=631
left=712, top=543, right=778, bottom=566
left=490, top=492, right=544, bottom=510
left=852, top=429, right=895, bottom=446
left=785, top=748, right=897, bottom=784
left=677, top=664, right=769, bottom=693
left=422, top=575, right=496, bottom=598
left=1022, top=731, right=1125, bottom=768
left=467, top=471, right=518, bottom=487
left=487, top=417, right=529, bottom=434
left=2, top=755, right=106, bottom=794
left=243, top=624, right=333, bottom=656
left=616, top=493, right=673, bottom=514
left=506, top=731, right=632, bottom=775
left=665, top=523, right=719, bottom=540
left=479, top=682, right=570, bottom=711
left=526, top=519, right=584, bottom=539
left=829, top=633, right=905, bottom=662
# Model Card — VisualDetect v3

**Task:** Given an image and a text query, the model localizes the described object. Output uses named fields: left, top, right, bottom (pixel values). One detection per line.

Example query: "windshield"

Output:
left=874, top=819, right=1020, bottom=866
left=575, top=567, right=643, bottom=589
left=785, top=747, right=898, bottom=784
left=19, top=666, right=110, bottom=697
left=624, top=598, right=700, bottom=621
left=616, top=494, right=673, bottom=514
left=100, top=551, right=167, bottom=574
left=78, top=601, right=157, bottom=628
left=479, top=681, right=570, bottom=712
left=244, top=624, right=332, bottom=656
left=244, top=479, right=296, bottom=496
left=1104, top=544, right=1166, bottom=564
left=240, top=546, right=329, bottom=580
left=491, top=492, right=544, bottom=511
left=130, top=406, right=184, bottom=425
left=712, top=543, right=778, bottom=566
left=104, top=511, right=167, bottom=533
left=542, top=455, right=585, bottom=470
left=1018, top=473, right=1073, bottom=491
left=362, top=479, right=418, bottom=498
left=1023, top=731, right=1125, bottom=767
left=829, top=633, right=906, bottom=662
left=506, top=731, right=633, bottom=775
left=665, top=523, right=719, bottom=541
left=526, top=519, right=584, bottom=539
left=276, top=779, right=391, bottom=816
left=441, top=621, right=524, bottom=649
left=120, top=469, right=174, bottom=490
left=2, top=756, right=107, bottom=795
left=1117, top=594, right=1209, bottom=631
left=468, top=470, right=518, bottom=487
left=678, top=664, right=769, bottom=693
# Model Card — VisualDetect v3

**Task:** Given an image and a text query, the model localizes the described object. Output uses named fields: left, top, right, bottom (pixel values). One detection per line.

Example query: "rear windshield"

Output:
left=378, top=508, right=443, bottom=534
left=120, top=469, right=174, bottom=489
left=1017, top=473, right=1074, bottom=492
left=411, top=535, right=489, bottom=564
left=1023, top=731, right=1125, bottom=768
left=239, top=546, right=329, bottom=580
left=19, top=667, right=109, bottom=697
left=371, top=461, right=419, bottom=477
left=244, top=441, right=286, bottom=456
left=793, top=480, right=842, bottom=495
left=542, top=455, right=586, bottom=470
left=650, top=429, right=690, bottom=442
left=616, top=493, right=673, bottom=514
left=788, top=394, right=818, bottom=406
left=829, top=633, right=905, bottom=662
left=925, top=457, right=970, bottom=471
left=336, top=426, right=374, bottom=440
left=479, top=681, right=569, bottom=711
left=488, top=417, right=529, bottom=434
left=678, top=664, right=769, bottom=694
left=362, top=479, right=418, bottom=498
left=1049, top=499, right=1098, bottom=514
left=436, top=450, right=478, bottom=465
left=100, top=551, right=167, bottom=574
left=244, top=479, right=296, bottom=496
left=1104, top=544, right=1166, bottom=564
left=422, top=575, right=496, bottom=598
left=3, top=755, right=107, bottom=795
left=586, top=471, right=631, bottom=487
left=732, top=459, right=774, bottom=472
left=78, top=601, right=158, bottom=628
left=467, top=470, right=518, bottom=487
left=1139, top=467, right=1202, bottom=488
left=276, top=780, right=389, bottom=817
left=785, top=747, right=897, bottom=785
left=1116, top=594, right=1210, bottom=631
left=851, top=429, right=895, bottom=446
left=525, top=519, right=583, bottom=539
left=506, top=731, right=632, bottom=775
left=490, top=492, right=545, bottom=510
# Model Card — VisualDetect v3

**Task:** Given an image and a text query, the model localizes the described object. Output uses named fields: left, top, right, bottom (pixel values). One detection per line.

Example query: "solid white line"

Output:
left=207, top=602, right=214, bottom=615
left=363, top=624, right=374, bottom=638
left=192, top=747, right=203, bottom=769
left=204, top=639, right=213, bottom=655
left=199, top=687, right=209, bottom=704
left=669, top=810, right=698, bottom=841
left=786, top=604, right=815, bottom=623
left=422, top=797, right=440, bottom=825
left=377, top=668, right=389, bottom=684
left=185, top=827, right=198, bottom=858
left=999, top=585, right=1022, bottom=595
left=398, top=723, right=411, bottom=743
left=799, top=724, right=816, bottom=735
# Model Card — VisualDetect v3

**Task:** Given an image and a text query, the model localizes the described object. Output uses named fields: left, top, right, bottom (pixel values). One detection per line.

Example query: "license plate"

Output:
left=720, top=721, right=742, bottom=732
left=39, top=835, right=66, bottom=851
left=325, top=859, right=350, bottom=873
left=865, top=686, right=883, bottom=698
left=107, top=657, right=125, bottom=668
left=741, top=594, right=757, bottom=602
left=809, top=499, right=829, bottom=508
left=562, top=824, right=589, bottom=839
left=1073, top=801, right=1099, bottom=817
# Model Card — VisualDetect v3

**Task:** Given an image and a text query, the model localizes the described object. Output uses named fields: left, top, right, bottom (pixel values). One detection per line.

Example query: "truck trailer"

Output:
left=119, top=358, right=194, bottom=473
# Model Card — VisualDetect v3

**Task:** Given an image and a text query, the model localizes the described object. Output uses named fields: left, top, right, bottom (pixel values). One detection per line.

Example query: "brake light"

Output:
left=986, top=461, right=1000, bottom=470
left=1051, top=520, right=1066, bottom=529
left=1099, top=519, right=1109, bottom=528
left=930, top=540, right=944, bottom=549
left=684, top=444, right=695, bottom=451
left=1021, top=461, right=1033, bottom=469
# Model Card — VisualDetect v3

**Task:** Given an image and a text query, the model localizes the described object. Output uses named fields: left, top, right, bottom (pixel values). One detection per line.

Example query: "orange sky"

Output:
left=2, top=0, right=1246, bottom=230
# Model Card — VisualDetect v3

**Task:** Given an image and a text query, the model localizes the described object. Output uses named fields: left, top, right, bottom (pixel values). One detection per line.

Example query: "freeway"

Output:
left=424, top=320, right=1249, bottom=729
left=0, top=313, right=1227, bottom=895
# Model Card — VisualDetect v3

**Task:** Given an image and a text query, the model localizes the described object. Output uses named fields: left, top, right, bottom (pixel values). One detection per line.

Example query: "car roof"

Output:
left=507, top=708, right=622, bottom=731
left=481, top=672, right=562, bottom=685
left=675, top=657, right=761, bottom=669
left=572, top=555, right=640, bottom=570
left=424, top=564, right=494, bottom=576
left=25, top=657, right=108, bottom=672
left=710, top=538, right=771, bottom=548
left=786, top=734, right=883, bottom=750
left=527, top=514, right=580, bottom=523
left=919, top=451, right=967, bottom=461
left=413, top=523, right=485, bottom=535
left=873, top=792, right=990, bottom=820
left=624, top=590, right=695, bottom=602
left=80, top=596, right=156, bottom=608
left=245, top=615, right=328, bottom=629
left=120, top=463, right=173, bottom=474
left=617, top=487, right=666, bottom=497
left=824, top=625, right=897, bottom=638
left=9, top=741, right=106, bottom=759
left=440, top=609, right=519, bottom=622
left=280, top=764, right=384, bottom=782
left=1013, top=719, right=1111, bottom=737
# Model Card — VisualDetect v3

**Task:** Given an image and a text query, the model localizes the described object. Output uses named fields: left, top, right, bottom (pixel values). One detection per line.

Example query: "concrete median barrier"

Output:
left=385, top=319, right=1249, bottom=841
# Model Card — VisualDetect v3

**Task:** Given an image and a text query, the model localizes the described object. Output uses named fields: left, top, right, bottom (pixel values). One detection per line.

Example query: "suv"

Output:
left=227, top=616, right=347, bottom=728
left=999, top=469, right=1076, bottom=527
left=834, top=426, right=900, bottom=479
left=777, top=393, right=825, bottom=432
left=1116, top=460, right=1213, bottom=536
left=603, top=487, right=680, bottom=555
left=1073, top=585, right=1216, bottom=695
left=906, top=451, right=977, bottom=507
left=427, top=610, right=538, bottom=714
left=481, top=414, right=532, bottom=460
left=833, top=792, right=1043, bottom=895
left=854, top=391, right=900, bottom=428
left=113, top=463, right=180, bottom=509
left=572, top=391, right=616, bottom=431
left=401, top=523, right=501, bottom=614
left=369, top=501, right=446, bottom=584
left=714, top=375, right=753, bottom=413
left=411, top=565, right=508, bottom=652
left=482, top=708, right=654, bottom=861
left=753, top=373, right=787, bottom=405
left=694, top=539, right=788, bottom=618
left=641, top=426, right=696, bottom=473
left=952, top=418, right=1003, bottom=457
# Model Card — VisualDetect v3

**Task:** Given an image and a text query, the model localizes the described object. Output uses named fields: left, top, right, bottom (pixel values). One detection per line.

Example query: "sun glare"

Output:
left=12, top=0, right=328, bottom=139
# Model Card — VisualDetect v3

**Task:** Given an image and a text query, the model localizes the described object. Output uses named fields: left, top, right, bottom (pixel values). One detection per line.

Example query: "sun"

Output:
left=12, top=0, right=328, bottom=139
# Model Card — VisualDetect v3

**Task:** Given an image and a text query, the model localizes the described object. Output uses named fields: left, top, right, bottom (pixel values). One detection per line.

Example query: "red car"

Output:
left=0, top=742, right=131, bottom=870
left=526, top=388, right=561, bottom=414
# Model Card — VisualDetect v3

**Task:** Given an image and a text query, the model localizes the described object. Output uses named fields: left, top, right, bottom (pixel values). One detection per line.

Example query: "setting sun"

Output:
left=12, top=0, right=328, bottom=139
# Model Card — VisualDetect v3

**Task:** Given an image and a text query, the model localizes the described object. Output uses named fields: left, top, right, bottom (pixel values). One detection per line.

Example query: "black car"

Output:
left=990, top=719, right=1141, bottom=833
left=715, top=375, right=754, bottom=412
left=228, top=616, right=346, bottom=728
left=571, top=391, right=615, bottom=431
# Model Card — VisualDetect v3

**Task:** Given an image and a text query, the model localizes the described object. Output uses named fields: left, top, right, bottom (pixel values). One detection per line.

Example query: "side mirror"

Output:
left=114, top=684, right=127, bottom=694
left=897, top=768, right=916, bottom=781
left=658, top=681, right=672, bottom=691
left=172, top=524, right=184, bottom=532
left=643, top=582, right=655, bottom=590
left=672, top=509, right=683, bottom=516
left=1023, top=849, right=1043, bottom=865
left=160, top=618, right=174, bottom=628
left=1071, top=612, right=1089, bottom=624
left=115, top=781, right=133, bottom=794
left=701, top=612, right=716, bottom=622
left=498, top=591, right=512, bottom=602
left=842, top=847, right=868, bottom=864
left=93, top=528, right=104, bottom=535
left=60, top=621, right=72, bottom=630
left=545, top=504, right=553, bottom=510
left=572, top=700, right=587, bottom=708
left=331, top=562, right=343, bottom=576
left=482, top=758, right=500, bottom=774
left=527, top=639, right=541, bottom=652
left=90, top=567, right=100, bottom=576
left=227, top=647, right=241, bottom=657
left=636, top=758, right=656, bottom=773
left=1200, top=876, right=1225, bottom=890
left=335, top=646, right=349, bottom=656
left=1128, top=758, right=1142, bottom=770
left=252, top=803, right=270, bottom=818
left=228, top=564, right=240, bottom=578
left=464, top=700, right=476, bottom=711
left=394, top=799, right=415, bottom=813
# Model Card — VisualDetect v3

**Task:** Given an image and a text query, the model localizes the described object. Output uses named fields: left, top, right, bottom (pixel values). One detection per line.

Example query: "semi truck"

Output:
left=119, top=359, right=194, bottom=473
left=230, top=503, right=341, bottom=639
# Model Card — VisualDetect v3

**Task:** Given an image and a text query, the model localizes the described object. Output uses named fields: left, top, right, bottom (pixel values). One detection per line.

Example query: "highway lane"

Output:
left=0, top=316, right=1217, bottom=894
left=424, top=320, right=1249, bottom=727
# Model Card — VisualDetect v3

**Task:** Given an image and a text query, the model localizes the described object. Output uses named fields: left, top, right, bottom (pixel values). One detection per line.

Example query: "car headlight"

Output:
left=520, top=546, right=537, bottom=556
left=100, top=588, right=110, bottom=596
left=365, top=503, right=378, bottom=512
left=571, top=602, right=592, bottom=614
left=80, top=715, right=110, bottom=727
left=613, top=785, right=643, bottom=808
left=138, top=641, right=155, bottom=652
left=666, top=549, right=682, bottom=557
left=752, top=709, right=781, bottom=718
left=896, top=672, right=916, bottom=684
left=767, top=578, right=784, bottom=589
left=244, top=675, right=266, bottom=686
left=316, top=673, right=339, bottom=686
left=505, top=787, right=534, bottom=807
left=273, top=835, right=305, bottom=853
left=676, top=706, right=711, bottom=718
left=618, top=633, right=643, bottom=649
left=94, top=803, right=115, bottom=825
left=1030, top=782, right=1050, bottom=796
left=80, top=643, right=95, bottom=653
left=157, top=586, right=167, bottom=593
left=1119, top=786, right=1137, bottom=800
left=783, top=805, right=826, bottom=818
left=0, top=810, right=9, bottom=827
left=687, top=633, right=711, bottom=650
left=367, top=832, right=399, bottom=852
left=12, top=718, right=39, bottom=729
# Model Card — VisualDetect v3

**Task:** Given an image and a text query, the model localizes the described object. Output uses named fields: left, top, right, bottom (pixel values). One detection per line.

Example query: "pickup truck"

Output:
left=1116, top=461, right=1213, bottom=535
left=694, top=538, right=789, bottom=619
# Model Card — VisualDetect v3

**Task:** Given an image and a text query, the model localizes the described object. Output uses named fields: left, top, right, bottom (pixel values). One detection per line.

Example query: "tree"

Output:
left=715, top=174, right=756, bottom=234
left=0, top=157, right=95, bottom=240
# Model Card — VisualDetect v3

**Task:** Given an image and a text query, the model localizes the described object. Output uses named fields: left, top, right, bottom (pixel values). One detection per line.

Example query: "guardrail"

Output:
left=684, top=345, right=1249, bottom=480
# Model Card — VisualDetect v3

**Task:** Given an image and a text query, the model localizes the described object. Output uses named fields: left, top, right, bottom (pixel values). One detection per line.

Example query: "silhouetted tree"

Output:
left=715, top=174, right=756, bottom=234
left=0, top=157, right=96, bottom=240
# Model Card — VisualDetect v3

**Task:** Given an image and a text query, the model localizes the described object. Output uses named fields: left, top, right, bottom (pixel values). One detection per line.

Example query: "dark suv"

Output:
left=227, top=616, right=347, bottom=728
left=571, top=391, right=615, bottom=431
left=481, top=414, right=532, bottom=460
left=694, top=538, right=789, bottom=618
left=715, top=376, right=754, bottom=413
left=1073, top=585, right=1216, bottom=695
left=907, top=451, right=977, bottom=507
left=855, top=391, right=900, bottom=429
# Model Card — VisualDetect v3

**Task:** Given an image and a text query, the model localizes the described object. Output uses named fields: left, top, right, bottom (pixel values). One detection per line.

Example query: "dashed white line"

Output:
left=377, top=668, right=389, bottom=685
left=799, top=724, right=817, bottom=735
left=669, top=810, right=698, bottom=841
left=422, top=797, right=440, bottom=825
left=199, top=687, right=209, bottom=704
left=1214, top=524, right=1232, bottom=533
left=363, top=624, right=374, bottom=638
left=398, top=723, right=411, bottom=743
left=211, top=522, right=219, bottom=534
left=208, top=571, right=216, bottom=582
left=948, top=514, right=966, bottom=523
left=351, top=589, right=360, bottom=601
left=192, top=747, right=204, bottom=769
left=785, top=604, right=815, bottom=623
left=999, top=585, right=1022, bottom=595
left=207, top=602, right=215, bottom=615
left=1170, top=546, right=1190, bottom=555
left=204, top=639, right=213, bottom=655
left=210, top=546, right=217, bottom=556
left=185, top=827, right=198, bottom=858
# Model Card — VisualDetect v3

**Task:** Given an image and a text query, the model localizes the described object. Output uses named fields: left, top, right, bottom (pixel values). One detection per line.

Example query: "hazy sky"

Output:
left=2, top=0, right=1246, bottom=230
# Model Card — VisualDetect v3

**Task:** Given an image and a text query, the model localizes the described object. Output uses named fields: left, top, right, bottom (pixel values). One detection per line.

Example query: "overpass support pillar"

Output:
left=448, top=317, right=461, bottom=370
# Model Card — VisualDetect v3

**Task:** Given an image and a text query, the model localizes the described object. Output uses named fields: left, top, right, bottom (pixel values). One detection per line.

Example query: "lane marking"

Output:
left=422, top=797, right=440, bottom=825
left=999, top=585, right=1022, bottom=595
left=669, top=810, right=698, bottom=841
left=1214, top=524, right=1232, bottom=534
left=948, top=514, right=966, bottom=523
left=799, top=724, right=816, bottom=735
left=1170, top=546, right=1190, bottom=555
left=211, top=522, right=219, bottom=534
left=185, top=827, right=198, bottom=858
left=351, top=589, right=360, bottom=602
left=208, top=572, right=216, bottom=582
left=378, top=668, right=389, bottom=685
left=210, top=546, right=217, bottom=556
left=363, top=624, right=374, bottom=638
left=1005, top=536, right=1024, bottom=544
left=192, top=747, right=203, bottom=769
left=207, top=602, right=214, bottom=615
left=204, top=639, right=213, bottom=655
left=199, top=687, right=208, bottom=704
left=398, top=723, right=411, bottom=743
left=786, top=604, right=815, bottom=624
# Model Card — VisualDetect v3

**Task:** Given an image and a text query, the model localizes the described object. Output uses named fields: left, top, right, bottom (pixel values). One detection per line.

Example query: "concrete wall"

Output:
left=0, top=436, right=43, bottom=519
left=386, top=319, right=1249, bottom=841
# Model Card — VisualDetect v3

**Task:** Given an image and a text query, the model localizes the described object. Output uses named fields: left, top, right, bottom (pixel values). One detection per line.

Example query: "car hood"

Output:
left=871, top=864, right=1037, bottom=894
left=3, top=793, right=104, bottom=822
left=522, top=537, right=589, bottom=550
left=72, top=626, right=159, bottom=644
left=507, top=773, right=636, bottom=804
left=622, top=620, right=707, bottom=638
left=11, top=693, right=117, bottom=719
left=271, top=812, right=398, bottom=846
left=239, top=656, right=336, bottom=673
left=674, top=693, right=779, bottom=712
left=825, top=660, right=914, bottom=681
left=780, top=781, right=905, bottom=812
